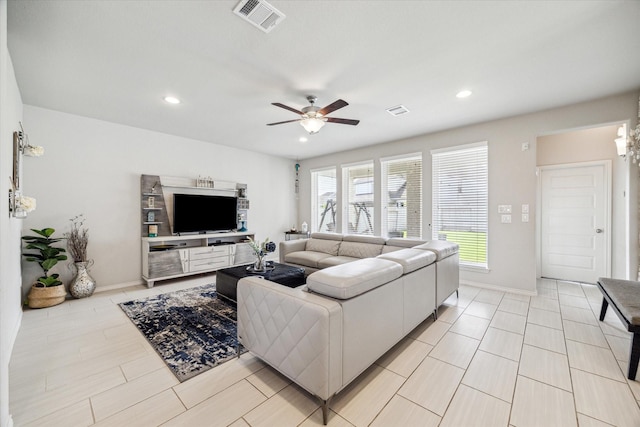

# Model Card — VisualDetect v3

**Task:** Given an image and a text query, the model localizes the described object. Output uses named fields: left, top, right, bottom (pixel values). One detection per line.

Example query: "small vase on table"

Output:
left=254, top=255, right=266, bottom=272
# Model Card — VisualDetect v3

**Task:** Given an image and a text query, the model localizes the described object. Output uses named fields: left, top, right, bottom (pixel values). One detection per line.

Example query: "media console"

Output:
left=142, top=232, right=255, bottom=288
left=140, top=173, right=254, bottom=287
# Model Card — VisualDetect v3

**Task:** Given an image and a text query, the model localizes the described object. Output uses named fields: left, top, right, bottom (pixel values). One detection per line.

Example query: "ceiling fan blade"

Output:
left=326, top=117, right=360, bottom=126
left=272, top=102, right=303, bottom=115
left=267, top=119, right=301, bottom=126
left=318, top=99, right=348, bottom=116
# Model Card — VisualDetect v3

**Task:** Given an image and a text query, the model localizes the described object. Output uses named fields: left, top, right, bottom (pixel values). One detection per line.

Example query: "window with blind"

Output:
left=343, top=162, right=374, bottom=235
left=432, top=142, right=488, bottom=268
left=381, top=154, right=422, bottom=239
left=311, top=167, right=337, bottom=233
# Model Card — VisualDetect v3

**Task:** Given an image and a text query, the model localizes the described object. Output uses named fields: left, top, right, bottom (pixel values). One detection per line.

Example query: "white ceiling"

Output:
left=7, top=1, right=640, bottom=160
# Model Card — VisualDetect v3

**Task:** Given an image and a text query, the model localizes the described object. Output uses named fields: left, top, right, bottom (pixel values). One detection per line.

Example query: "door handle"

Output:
left=596, top=228, right=604, bottom=233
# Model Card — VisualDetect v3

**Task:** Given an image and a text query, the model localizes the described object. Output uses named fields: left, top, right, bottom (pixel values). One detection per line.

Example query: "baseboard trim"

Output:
left=94, top=280, right=145, bottom=294
left=461, top=279, right=538, bottom=297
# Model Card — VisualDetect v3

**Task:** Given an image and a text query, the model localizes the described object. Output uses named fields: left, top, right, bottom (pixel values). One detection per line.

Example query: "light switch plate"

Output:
left=501, top=214, right=512, bottom=223
left=522, top=213, right=529, bottom=222
left=522, top=204, right=529, bottom=213
left=498, top=205, right=512, bottom=214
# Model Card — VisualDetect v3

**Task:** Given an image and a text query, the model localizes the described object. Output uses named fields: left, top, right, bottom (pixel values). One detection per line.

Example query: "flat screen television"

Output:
left=173, top=194, right=237, bottom=234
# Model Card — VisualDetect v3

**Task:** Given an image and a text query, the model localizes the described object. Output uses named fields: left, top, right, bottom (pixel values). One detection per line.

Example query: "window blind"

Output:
left=381, top=154, right=422, bottom=238
left=432, top=143, right=488, bottom=268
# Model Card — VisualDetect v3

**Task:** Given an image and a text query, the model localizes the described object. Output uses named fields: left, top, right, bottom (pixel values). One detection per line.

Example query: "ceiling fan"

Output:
left=267, top=96, right=360, bottom=134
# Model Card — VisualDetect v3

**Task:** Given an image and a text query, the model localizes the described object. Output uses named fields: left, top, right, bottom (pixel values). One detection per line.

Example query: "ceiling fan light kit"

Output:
left=300, top=117, right=326, bottom=134
left=268, top=95, right=359, bottom=135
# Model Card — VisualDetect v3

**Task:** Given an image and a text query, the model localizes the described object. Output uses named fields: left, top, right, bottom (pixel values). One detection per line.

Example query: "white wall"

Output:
left=298, top=91, right=640, bottom=294
left=0, top=0, right=24, bottom=424
left=20, top=106, right=297, bottom=295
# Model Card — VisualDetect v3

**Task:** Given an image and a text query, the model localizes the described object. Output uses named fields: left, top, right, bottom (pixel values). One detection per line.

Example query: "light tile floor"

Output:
left=9, top=276, right=640, bottom=426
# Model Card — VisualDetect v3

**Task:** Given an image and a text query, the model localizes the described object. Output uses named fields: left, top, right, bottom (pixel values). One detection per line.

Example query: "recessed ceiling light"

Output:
left=456, top=90, right=472, bottom=99
left=163, top=96, right=181, bottom=104
left=299, top=137, right=308, bottom=143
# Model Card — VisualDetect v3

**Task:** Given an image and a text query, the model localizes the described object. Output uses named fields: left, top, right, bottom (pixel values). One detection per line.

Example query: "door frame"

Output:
left=536, top=160, right=612, bottom=282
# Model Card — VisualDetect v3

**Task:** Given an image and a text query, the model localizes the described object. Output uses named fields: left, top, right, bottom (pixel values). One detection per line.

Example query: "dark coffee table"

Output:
left=216, top=262, right=305, bottom=303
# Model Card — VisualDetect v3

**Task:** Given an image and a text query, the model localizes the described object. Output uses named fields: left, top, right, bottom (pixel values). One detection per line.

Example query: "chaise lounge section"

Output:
left=237, top=246, right=438, bottom=424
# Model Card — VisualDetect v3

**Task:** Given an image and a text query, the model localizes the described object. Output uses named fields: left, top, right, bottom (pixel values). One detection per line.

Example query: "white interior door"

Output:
left=540, top=162, right=610, bottom=283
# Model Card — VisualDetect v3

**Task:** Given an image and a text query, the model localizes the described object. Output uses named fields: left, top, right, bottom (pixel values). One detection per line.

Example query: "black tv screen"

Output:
left=173, top=194, right=237, bottom=234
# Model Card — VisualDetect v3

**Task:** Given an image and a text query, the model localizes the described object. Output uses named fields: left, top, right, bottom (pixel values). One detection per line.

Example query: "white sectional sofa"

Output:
left=236, top=233, right=459, bottom=424
left=237, top=248, right=437, bottom=424
left=279, top=232, right=459, bottom=315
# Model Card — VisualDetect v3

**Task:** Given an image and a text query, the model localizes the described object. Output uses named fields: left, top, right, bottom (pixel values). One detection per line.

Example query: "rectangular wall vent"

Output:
left=233, top=0, right=286, bottom=33
left=386, top=105, right=410, bottom=117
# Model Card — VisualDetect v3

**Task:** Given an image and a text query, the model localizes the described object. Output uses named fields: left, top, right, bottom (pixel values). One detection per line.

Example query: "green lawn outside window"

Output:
left=439, top=230, right=487, bottom=264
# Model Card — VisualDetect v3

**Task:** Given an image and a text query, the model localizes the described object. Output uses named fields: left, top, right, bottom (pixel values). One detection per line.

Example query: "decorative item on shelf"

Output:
left=247, top=236, right=276, bottom=272
left=148, top=224, right=158, bottom=237
left=237, top=198, right=250, bottom=209
left=150, top=181, right=158, bottom=194
left=238, top=213, right=247, bottom=232
left=147, top=211, right=155, bottom=222
left=22, top=228, right=68, bottom=308
left=196, top=175, right=214, bottom=188
left=301, top=221, right=308, bottom=233
left=65, top=214, right=96, bottom=298
left=9, top=122, right=43, bottom=219
left=616, top=95, right=640, bottom=164
left=148, top=196, right=155, bottom=208
left=16, top=122, right=44, bottom=157
left=9, top=177, right=36, bottom=219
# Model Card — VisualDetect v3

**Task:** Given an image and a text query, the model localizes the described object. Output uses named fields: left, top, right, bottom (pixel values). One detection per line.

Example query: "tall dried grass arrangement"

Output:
left=66, top=214, right=89, bottom=262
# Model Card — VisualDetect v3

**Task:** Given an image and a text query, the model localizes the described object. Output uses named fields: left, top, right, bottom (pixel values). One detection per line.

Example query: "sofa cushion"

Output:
left=342, top=235, right=387, bottom=245
left=415, top=241, right=459, bottom=260
left=310, top=232, right=344, bottom=241
left=380, top=245, right=403, bottom=254
left=338, top=241, right=384, bottom=259
left=284, top=251, right=333, bottom=268
left=305, top=238, right=341, bottom=256
left=385, top=237, right=426, bottom=248
left=377, top=248, right=436, bottom=274
left=307, top=258, right=403, bottom=300
left=318, top=256, right=360, bottom=269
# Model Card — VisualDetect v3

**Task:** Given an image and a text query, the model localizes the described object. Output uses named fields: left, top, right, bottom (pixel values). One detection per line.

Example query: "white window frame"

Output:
left=342, top=161, right=375, bottom=235
left=381, top=153, right=422, bottom=239
left=311, top=167, right=337, bottom=233
left=431, top=142, right=488, bottom=270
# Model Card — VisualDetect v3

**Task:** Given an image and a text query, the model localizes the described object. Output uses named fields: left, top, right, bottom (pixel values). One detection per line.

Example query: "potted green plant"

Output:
left=22, top=227, right=68, bottom=308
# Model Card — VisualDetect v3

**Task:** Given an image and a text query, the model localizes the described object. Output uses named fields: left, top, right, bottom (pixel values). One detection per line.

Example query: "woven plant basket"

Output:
left=27, top=284, right=67, bottom=309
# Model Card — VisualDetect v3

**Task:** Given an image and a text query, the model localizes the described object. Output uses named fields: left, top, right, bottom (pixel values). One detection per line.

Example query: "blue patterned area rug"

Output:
left=119, top=284, right=241, bottom=382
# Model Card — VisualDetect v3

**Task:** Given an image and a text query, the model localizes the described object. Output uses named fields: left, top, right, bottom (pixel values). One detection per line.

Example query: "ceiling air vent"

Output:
left=386, top=105, right=410, bottom=117
left=233, top=0, right=285, bottom=33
